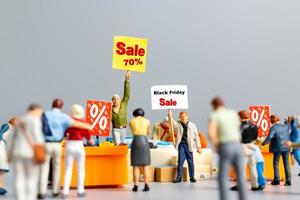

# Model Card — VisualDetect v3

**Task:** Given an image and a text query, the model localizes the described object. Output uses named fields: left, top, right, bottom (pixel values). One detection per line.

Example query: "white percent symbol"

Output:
left=90, top=104, right=107, bottom=131
left=251, top=109, right=268, bottom=132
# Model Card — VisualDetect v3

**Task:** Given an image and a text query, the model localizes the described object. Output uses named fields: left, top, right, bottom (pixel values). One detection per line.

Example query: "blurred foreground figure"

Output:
left=7, top=104, right=45, bottom=200
left=287, top=116, right=300, bottom=176
left=253, top=144, right=266, bottom=189
left=62, top=104, right=94, bottom=198
left=38, top=99, right=91, bottom=199
left=0, top=118, right=17, bottom=195
left=262, top=115, right=291, bottom=186
left=286, top=135, right=300, bottom=166
left=231, top=110, right=261, bottom=191
left=208, top=97, right=247, bottom=200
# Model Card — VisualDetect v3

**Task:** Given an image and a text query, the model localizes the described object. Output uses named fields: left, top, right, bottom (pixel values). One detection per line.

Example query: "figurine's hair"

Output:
left=238, top=110, right=250, bottom=120
left=133, top=108, right=145, bottom=117
left=270, top=114, right=280, bottom=124
left=52, top=98, right=64, bottom=109
left=163, top=117, right=169, bottom=122
left=8, top=117, right=17, bottom=125
left=71, top=104, right=85, bottom=119
left=179, top=111, right=188, bottom=116
left=211, top=96, right=224, bottom=109
left=28, top=103, right=42, bottom=111
left=112, top=94, right=120, bottom=100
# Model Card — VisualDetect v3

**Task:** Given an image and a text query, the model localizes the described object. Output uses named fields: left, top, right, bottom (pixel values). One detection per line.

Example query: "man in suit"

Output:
left=168, top=110, right=202, bottom=183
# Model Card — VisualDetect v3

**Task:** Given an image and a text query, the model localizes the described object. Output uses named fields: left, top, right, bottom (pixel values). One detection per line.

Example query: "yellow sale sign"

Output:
left=112, top=36, right=147, bottom=72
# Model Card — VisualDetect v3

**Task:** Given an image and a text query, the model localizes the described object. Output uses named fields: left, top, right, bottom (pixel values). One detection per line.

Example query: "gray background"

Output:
left=1, top=0, right=300, bottom=137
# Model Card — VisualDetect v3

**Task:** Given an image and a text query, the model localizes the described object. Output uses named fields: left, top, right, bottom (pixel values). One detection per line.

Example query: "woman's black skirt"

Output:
left=131, top=135, right=151, bottom=166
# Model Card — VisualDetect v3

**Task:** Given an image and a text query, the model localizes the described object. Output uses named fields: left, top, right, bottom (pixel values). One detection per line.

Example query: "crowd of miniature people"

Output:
left=0, top=71, right=300, bottom=200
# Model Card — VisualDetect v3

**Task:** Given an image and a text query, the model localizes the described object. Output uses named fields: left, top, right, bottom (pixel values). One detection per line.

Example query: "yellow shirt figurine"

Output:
left=129, top=108, right=151, bottom=192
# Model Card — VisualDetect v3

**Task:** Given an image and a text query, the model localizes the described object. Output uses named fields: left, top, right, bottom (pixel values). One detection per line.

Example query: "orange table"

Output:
left=230, top=144, right=292, bottom=181
left=60, top=145, right=128, bottom=187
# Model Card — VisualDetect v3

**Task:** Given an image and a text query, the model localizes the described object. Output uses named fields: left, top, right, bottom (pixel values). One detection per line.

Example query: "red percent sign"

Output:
left=249, top=105, right=271, bottom=137
left=86, top=100, right=112, bottom=136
